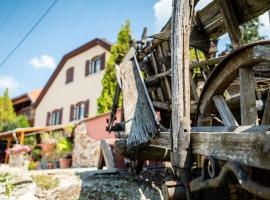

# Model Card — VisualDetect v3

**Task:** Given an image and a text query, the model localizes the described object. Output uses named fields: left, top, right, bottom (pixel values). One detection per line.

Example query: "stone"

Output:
left=72, top=122, right=100, bottom=168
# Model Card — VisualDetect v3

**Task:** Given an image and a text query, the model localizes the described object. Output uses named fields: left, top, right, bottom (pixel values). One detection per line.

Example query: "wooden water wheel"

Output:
left=108, top=0, right=270, bottom=199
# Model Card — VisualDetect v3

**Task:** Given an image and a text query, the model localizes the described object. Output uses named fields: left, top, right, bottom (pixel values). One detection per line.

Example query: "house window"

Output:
left=66, top=67, right=74, bottom=84
left=85, top=53, right=106, bottom=76
left=91, top=57, right=101, bottom=74
left=70, top=100, right=89, bottom=121
left=75, top=103, right=85, bottom=120
left=46, top=108, right=63, bottom=126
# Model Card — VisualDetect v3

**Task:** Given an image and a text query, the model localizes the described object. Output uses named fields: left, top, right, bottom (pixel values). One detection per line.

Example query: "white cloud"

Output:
left=0, top=75, right=21, bottom=90
left=153, top=0, right=210, bottom=30
left=29, top=54, right=56, bottom=69
left=154, top=0, right=172, bottom=30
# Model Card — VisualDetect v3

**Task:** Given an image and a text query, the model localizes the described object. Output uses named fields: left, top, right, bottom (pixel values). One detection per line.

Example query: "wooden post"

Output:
left=4, top=137, right=12, bottom=163
left=100, top=140, right=115, bottom=169
left=262, top=88, right=270, bottom=125
left=212, top=95, right=239, bottom=126
left=216, top=0, right=257, bottom=125
left=171, top=0, right=194, bottom=199
left=19, top=132, right=25, bottom=145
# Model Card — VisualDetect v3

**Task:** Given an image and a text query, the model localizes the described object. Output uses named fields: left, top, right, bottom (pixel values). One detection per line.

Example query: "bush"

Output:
left=56, top=137, right=73, bottom=158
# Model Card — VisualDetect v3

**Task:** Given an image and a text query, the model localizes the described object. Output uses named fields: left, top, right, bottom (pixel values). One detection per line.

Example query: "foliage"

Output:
left=24, top=136, right=37, bottom=148
left=28, top=160, right=37, bottom=170
left=0, top=89, right=30, bottom=132
left=190, top=48, right=205, bottom=77
left=32, top=175, right=59, bottom=190
left=16, top=115, right=30, bottom=128
left=0, top=173, right=14, bottom=197
left=97, top=20, right=131, bottom=114
left=65, top=124, right=75, bottom=137
left=31, top=148, right=42, bottom=161
left=241, top=17, right=264, bottom=44
left=56, top=137, right=73, bottom=158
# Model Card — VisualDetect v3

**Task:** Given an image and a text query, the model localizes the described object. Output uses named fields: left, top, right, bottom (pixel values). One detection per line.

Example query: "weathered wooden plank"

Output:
left=216, top=0, right=243, bottom=48
left=157, top=46, right=172, bottom=101
left=190, top=56, right=224, bottom=69
left=100, top=140, right=115, bottom=169
left=239, top=68, right=258, bottom=125
left=150, top=52, right=165, bottom=102
left=262, top=88, right=270, bottom=125
left=171, top=1, right=194, bottom=198
left=145, top=69, right=171, bottom=83
left=120, top=48, right=159, bottom=148
left=171, top=0, right=193, bottom=167
left=114, top=139, right=170, bottom=161
left=149, top=125, right=270, bottom=170
left=212, top=95, right=239, bottom=126
left=153, top=101, right=170, bottom=111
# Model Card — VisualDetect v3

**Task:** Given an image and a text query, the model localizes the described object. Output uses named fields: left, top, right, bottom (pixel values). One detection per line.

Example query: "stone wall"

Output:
left=72, top=122, right=100, bottom=168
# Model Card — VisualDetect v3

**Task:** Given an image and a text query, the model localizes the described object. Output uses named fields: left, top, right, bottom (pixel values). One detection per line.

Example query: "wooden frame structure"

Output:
left=108, top=0, right=270, bottom=199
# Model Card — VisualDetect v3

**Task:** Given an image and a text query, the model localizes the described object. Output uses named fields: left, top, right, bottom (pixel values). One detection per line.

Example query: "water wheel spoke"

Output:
left=262, top=88, right=270, bottom=125
left=212, top=95, right=239, bottom=126
left=239, top=68, right=258, bottom=125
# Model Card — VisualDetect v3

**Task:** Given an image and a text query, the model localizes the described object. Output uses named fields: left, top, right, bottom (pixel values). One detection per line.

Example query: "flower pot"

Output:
left=35, top=161, right=41, bottom=170
left=53, top=160, right=60, bottom=168
left=59, top=159, right=71, bottom=168
left=47, top=162, right=54, bottom=169
left=40, top=159, right=48, bottom=169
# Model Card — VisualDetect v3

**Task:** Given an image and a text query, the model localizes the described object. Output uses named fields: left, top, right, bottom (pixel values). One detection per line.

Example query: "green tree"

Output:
left=97, top=20, right=131, bottom=114
left=241, top=17, right=264, bottom=44
left=0, top=89, right=29, bottom=132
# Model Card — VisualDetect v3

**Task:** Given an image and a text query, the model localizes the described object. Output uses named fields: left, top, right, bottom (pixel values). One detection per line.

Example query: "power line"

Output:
left=0, top=0, right=59, bottom=67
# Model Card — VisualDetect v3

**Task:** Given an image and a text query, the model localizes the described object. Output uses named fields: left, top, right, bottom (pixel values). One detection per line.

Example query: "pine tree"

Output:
left=97, top=20, right=131, bottom=114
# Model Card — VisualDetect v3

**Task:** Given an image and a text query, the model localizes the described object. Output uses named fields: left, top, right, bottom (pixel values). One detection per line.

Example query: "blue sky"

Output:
left=0, top=0, right=269, bottom=98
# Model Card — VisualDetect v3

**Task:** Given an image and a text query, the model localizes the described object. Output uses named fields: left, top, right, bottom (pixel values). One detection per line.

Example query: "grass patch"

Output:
left=0, top=173, right=14, bottom=197
left=32, top=175, right=59, bottom=190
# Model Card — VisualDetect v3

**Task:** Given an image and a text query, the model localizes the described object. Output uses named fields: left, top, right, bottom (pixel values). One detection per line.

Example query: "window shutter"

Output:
left=100, top=52, right=106, bottom=70
left=70, top=67, right=74, bottom=82
left=66, top=67, right=74, bottom=83
left=59, top=108, right=63, bottom=124
left=70, top=105, right=75, bottom=121
left=84, top=99, right=89, bottom=118
left=85, top=60, right=90, bottom=76
left=46, top=112, right=51, bottom=126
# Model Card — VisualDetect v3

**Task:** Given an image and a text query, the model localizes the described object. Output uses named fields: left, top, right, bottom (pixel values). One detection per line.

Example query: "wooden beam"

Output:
left=114, top=139, right=170, bottom=161
left=100, top=140, right=115, bottom=169
left=240, top=68, right=258, bottom=125
left=190, top=56, right=224, bottom=69
left=262, top=88, right=270, bottom=125
left=171, top=0, right=193, bottom=167
left=212, top=95, right=239, bottom=126
left=19, top=132, right=25, bottom=145
left=120, top=48, right=158, bottom=147
left=171, top=1, right=194, bottom=198
left=149, top=125, right=270, bottom=170
left=145, top=70, right=171, bottom=83
left=216, top=0, right=243, bottom=48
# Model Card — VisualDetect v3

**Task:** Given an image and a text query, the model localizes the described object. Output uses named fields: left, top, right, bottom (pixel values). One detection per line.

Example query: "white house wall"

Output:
left=34, top=45, right=109, bottom=126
